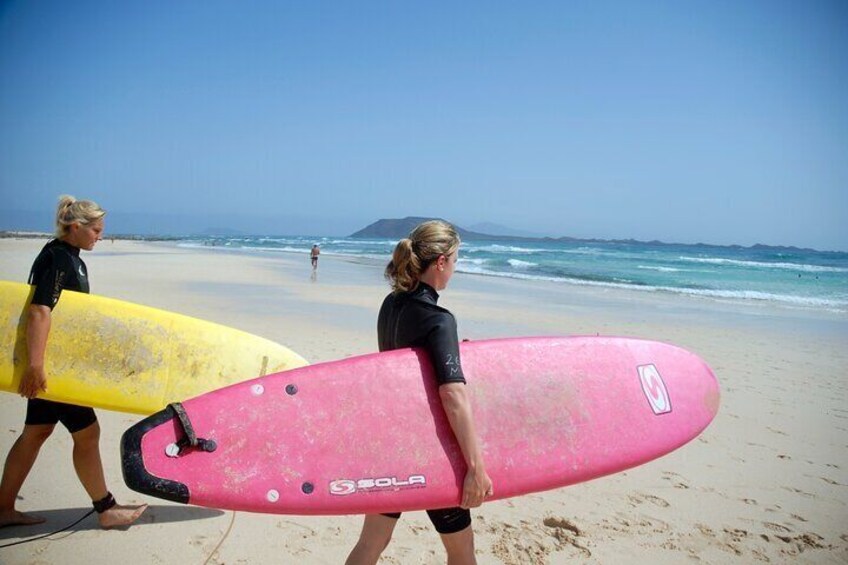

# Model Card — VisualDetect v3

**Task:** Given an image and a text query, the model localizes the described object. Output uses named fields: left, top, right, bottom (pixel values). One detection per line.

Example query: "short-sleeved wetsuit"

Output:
left=377, top=281, right=471, bottom=535
left=24, top=239, right=97, bottom=433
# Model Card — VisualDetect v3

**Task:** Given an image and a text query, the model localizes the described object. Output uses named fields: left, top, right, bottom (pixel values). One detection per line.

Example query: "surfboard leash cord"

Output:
left=203, top=511, right=237, bottom=565
left=169, top=402, right=218, bottom=456
left=0, top=508, right=95, bottom=549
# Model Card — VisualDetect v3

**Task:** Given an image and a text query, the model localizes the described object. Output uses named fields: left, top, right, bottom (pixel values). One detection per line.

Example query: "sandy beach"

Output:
left=1, top=237, right=846, bottom=564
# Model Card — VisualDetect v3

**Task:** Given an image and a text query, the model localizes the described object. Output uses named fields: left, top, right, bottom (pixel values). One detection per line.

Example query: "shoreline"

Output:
left=175, top=237, right=848, bottom=323
left=1, top=238, right=846, bottom=564
left=5, top=231, right=847, bottom=316
left=4, top=229, right=846, bottom=255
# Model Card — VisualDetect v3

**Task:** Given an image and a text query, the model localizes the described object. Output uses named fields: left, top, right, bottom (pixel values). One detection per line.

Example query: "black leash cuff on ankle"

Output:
left=93, top=492, right=117, bottom=513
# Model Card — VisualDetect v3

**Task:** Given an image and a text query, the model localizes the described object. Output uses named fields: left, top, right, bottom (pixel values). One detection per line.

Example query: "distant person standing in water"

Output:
left=0, top=195, right=147, bottom=529
left=346, top=220, right=492, bottom=565
left=311, top=244, right=320, bottom=270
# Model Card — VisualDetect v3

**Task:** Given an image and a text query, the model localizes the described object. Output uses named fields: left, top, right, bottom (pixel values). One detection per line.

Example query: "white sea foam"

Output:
left=507, top=259, right=537, bottom=269
left=246, top=245, right=308, bottom=253
left=455, top=265, right=848, bottom=310
left=467, top=244, right=542, bottom=254
left=637, top=265, right=685, bottom=273
left=679, top=256, right=848, bottom=273
left=459, top=258, right=489, bottom=266
left=327, top=239, right=393, bottom=247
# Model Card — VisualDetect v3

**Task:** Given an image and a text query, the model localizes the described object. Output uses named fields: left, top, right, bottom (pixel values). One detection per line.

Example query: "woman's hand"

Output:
left=439, top=383, right=493, bottom=508
left=22, top=304, right=52, bottom=399
left=461, top=467, right=493, bottom=509
left=19, top=366, right=48, bottom=398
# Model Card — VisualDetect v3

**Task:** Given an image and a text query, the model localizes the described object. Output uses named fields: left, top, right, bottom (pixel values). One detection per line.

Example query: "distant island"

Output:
left=350, top=217, right=513, bottom=241
left=0, top=218, right=833, bottom=254
left=349, top=217, right=825, bottom=253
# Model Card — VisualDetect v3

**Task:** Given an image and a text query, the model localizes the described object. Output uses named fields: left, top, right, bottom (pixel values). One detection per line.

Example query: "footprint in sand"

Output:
left=763, top=522, right=791, bottom=533
left=406, top=524, right=428, bottom=536
left=628, top=493, right=670, bottom=508
left=790, top=514, right=808, bottom=523
left=275, top=519, right=317, bottom=536
left=542, top=516, right=592, bottom=558
left=772, top=532, right=830, bottom=554
left=543, top=516, right=580, bottom=536
left=189, top=534, right=211, bottom=549
left=662, top=471, right=691, bottom=489
left=485, top=516, right=592, bottom=562
left=695, top=523, right=716, bottom=538
left=487, top=521, right=557, bottom=563
left=782, top=486, right=816, bottom=499
left=723, top=528, right=749, bottom=543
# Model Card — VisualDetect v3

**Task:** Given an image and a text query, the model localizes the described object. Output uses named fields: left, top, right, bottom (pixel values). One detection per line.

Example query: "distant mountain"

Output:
left=351, top=217, right=585, bottom=242
left=350, top=217, right=501, bottom=240
left=348, top=217, right=829, bottom=253
left=466, top=222, right=547, bottom=238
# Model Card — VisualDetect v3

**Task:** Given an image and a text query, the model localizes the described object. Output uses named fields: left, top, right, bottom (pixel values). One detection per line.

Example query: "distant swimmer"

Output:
left=0, top=195, right=147, bottom=529
left=311, top=244, right=320, bottom=270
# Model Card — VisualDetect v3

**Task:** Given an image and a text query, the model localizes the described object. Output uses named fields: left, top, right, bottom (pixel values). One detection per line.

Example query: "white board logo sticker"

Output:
left=329, top=475, right=426, bottom=496
left=638, top=364, right=672, bottom=415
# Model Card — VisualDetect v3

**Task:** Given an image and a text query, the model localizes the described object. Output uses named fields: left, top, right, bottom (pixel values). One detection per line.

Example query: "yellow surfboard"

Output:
left=0, top=281, right=308, bottom=414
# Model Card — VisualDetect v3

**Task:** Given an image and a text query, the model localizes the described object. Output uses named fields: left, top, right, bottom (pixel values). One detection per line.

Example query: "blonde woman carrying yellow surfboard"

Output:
left=0, top=196, right=147, bottom=529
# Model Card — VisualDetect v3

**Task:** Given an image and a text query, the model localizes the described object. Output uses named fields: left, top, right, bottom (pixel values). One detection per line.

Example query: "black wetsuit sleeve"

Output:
left=423, top=312, right=466, bottom=386
left=29, top=249, right=67, bottom=310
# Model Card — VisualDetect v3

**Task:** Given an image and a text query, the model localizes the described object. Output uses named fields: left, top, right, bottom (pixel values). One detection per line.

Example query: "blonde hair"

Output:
left=55, top=195, right=106, bottom=237
left=385, top=220, right=461, bottom=293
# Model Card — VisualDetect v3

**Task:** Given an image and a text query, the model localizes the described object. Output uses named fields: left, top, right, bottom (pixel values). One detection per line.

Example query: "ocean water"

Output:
left=179, top=236, right=848, bottom=313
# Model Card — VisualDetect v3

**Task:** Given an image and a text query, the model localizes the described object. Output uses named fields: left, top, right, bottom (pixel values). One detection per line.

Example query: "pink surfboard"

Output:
left=121, top=336, right=719, bottom=515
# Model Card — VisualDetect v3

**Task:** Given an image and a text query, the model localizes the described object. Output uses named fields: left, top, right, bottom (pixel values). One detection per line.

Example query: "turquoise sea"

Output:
left=178, top=236, right=848, bottom=313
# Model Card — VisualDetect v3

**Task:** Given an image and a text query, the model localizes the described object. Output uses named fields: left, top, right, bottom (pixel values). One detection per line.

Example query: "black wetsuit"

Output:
left=377, top=282, right=471, bottom=534
left=24, top=239, right=97, bottom=433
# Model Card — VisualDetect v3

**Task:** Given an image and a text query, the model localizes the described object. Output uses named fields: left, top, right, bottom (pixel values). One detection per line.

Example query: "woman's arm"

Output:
left=18, top=304, right=51, bottom=398
left=439, top=382, right=494, bottom=508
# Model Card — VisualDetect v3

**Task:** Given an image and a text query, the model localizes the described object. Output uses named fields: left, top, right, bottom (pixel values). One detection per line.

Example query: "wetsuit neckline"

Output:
left=413, top=281, right=440, bottom=303
left=53, top=238, right=81, bottom=256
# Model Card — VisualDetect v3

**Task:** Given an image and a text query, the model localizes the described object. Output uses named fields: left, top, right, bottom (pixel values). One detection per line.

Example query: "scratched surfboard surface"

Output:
left=121, top=336, right=719, bottom=514
left=0, top=281, right=308, bottom=414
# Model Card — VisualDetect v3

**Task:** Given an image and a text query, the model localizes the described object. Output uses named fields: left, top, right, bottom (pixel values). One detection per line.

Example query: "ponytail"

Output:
left=385, top=220, right=460, bottom=293
left=385, top=238, right=421, bottom=293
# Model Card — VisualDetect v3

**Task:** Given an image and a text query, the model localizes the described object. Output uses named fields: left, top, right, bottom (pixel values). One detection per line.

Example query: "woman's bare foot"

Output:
left=98, top=503, right=148, bottom=529
left=0, top=509, right=46, bottom=528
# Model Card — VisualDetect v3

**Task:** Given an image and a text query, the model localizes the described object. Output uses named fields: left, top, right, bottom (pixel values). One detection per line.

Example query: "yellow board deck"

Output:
left=0, top=281, right=307, bottom=414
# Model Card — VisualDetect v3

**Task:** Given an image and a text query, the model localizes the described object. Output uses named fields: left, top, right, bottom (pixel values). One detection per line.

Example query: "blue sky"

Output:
left=1, top=1, right=846, bottom=250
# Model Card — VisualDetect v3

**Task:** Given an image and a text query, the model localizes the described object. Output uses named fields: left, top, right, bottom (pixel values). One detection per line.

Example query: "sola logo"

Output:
left=638, top=364, right=672, bottom=415
left=330, top=475, right=426, bottom=496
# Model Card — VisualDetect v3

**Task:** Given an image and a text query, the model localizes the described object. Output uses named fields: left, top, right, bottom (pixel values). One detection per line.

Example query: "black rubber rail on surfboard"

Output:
left=121, top=405, right=190, bottom=504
